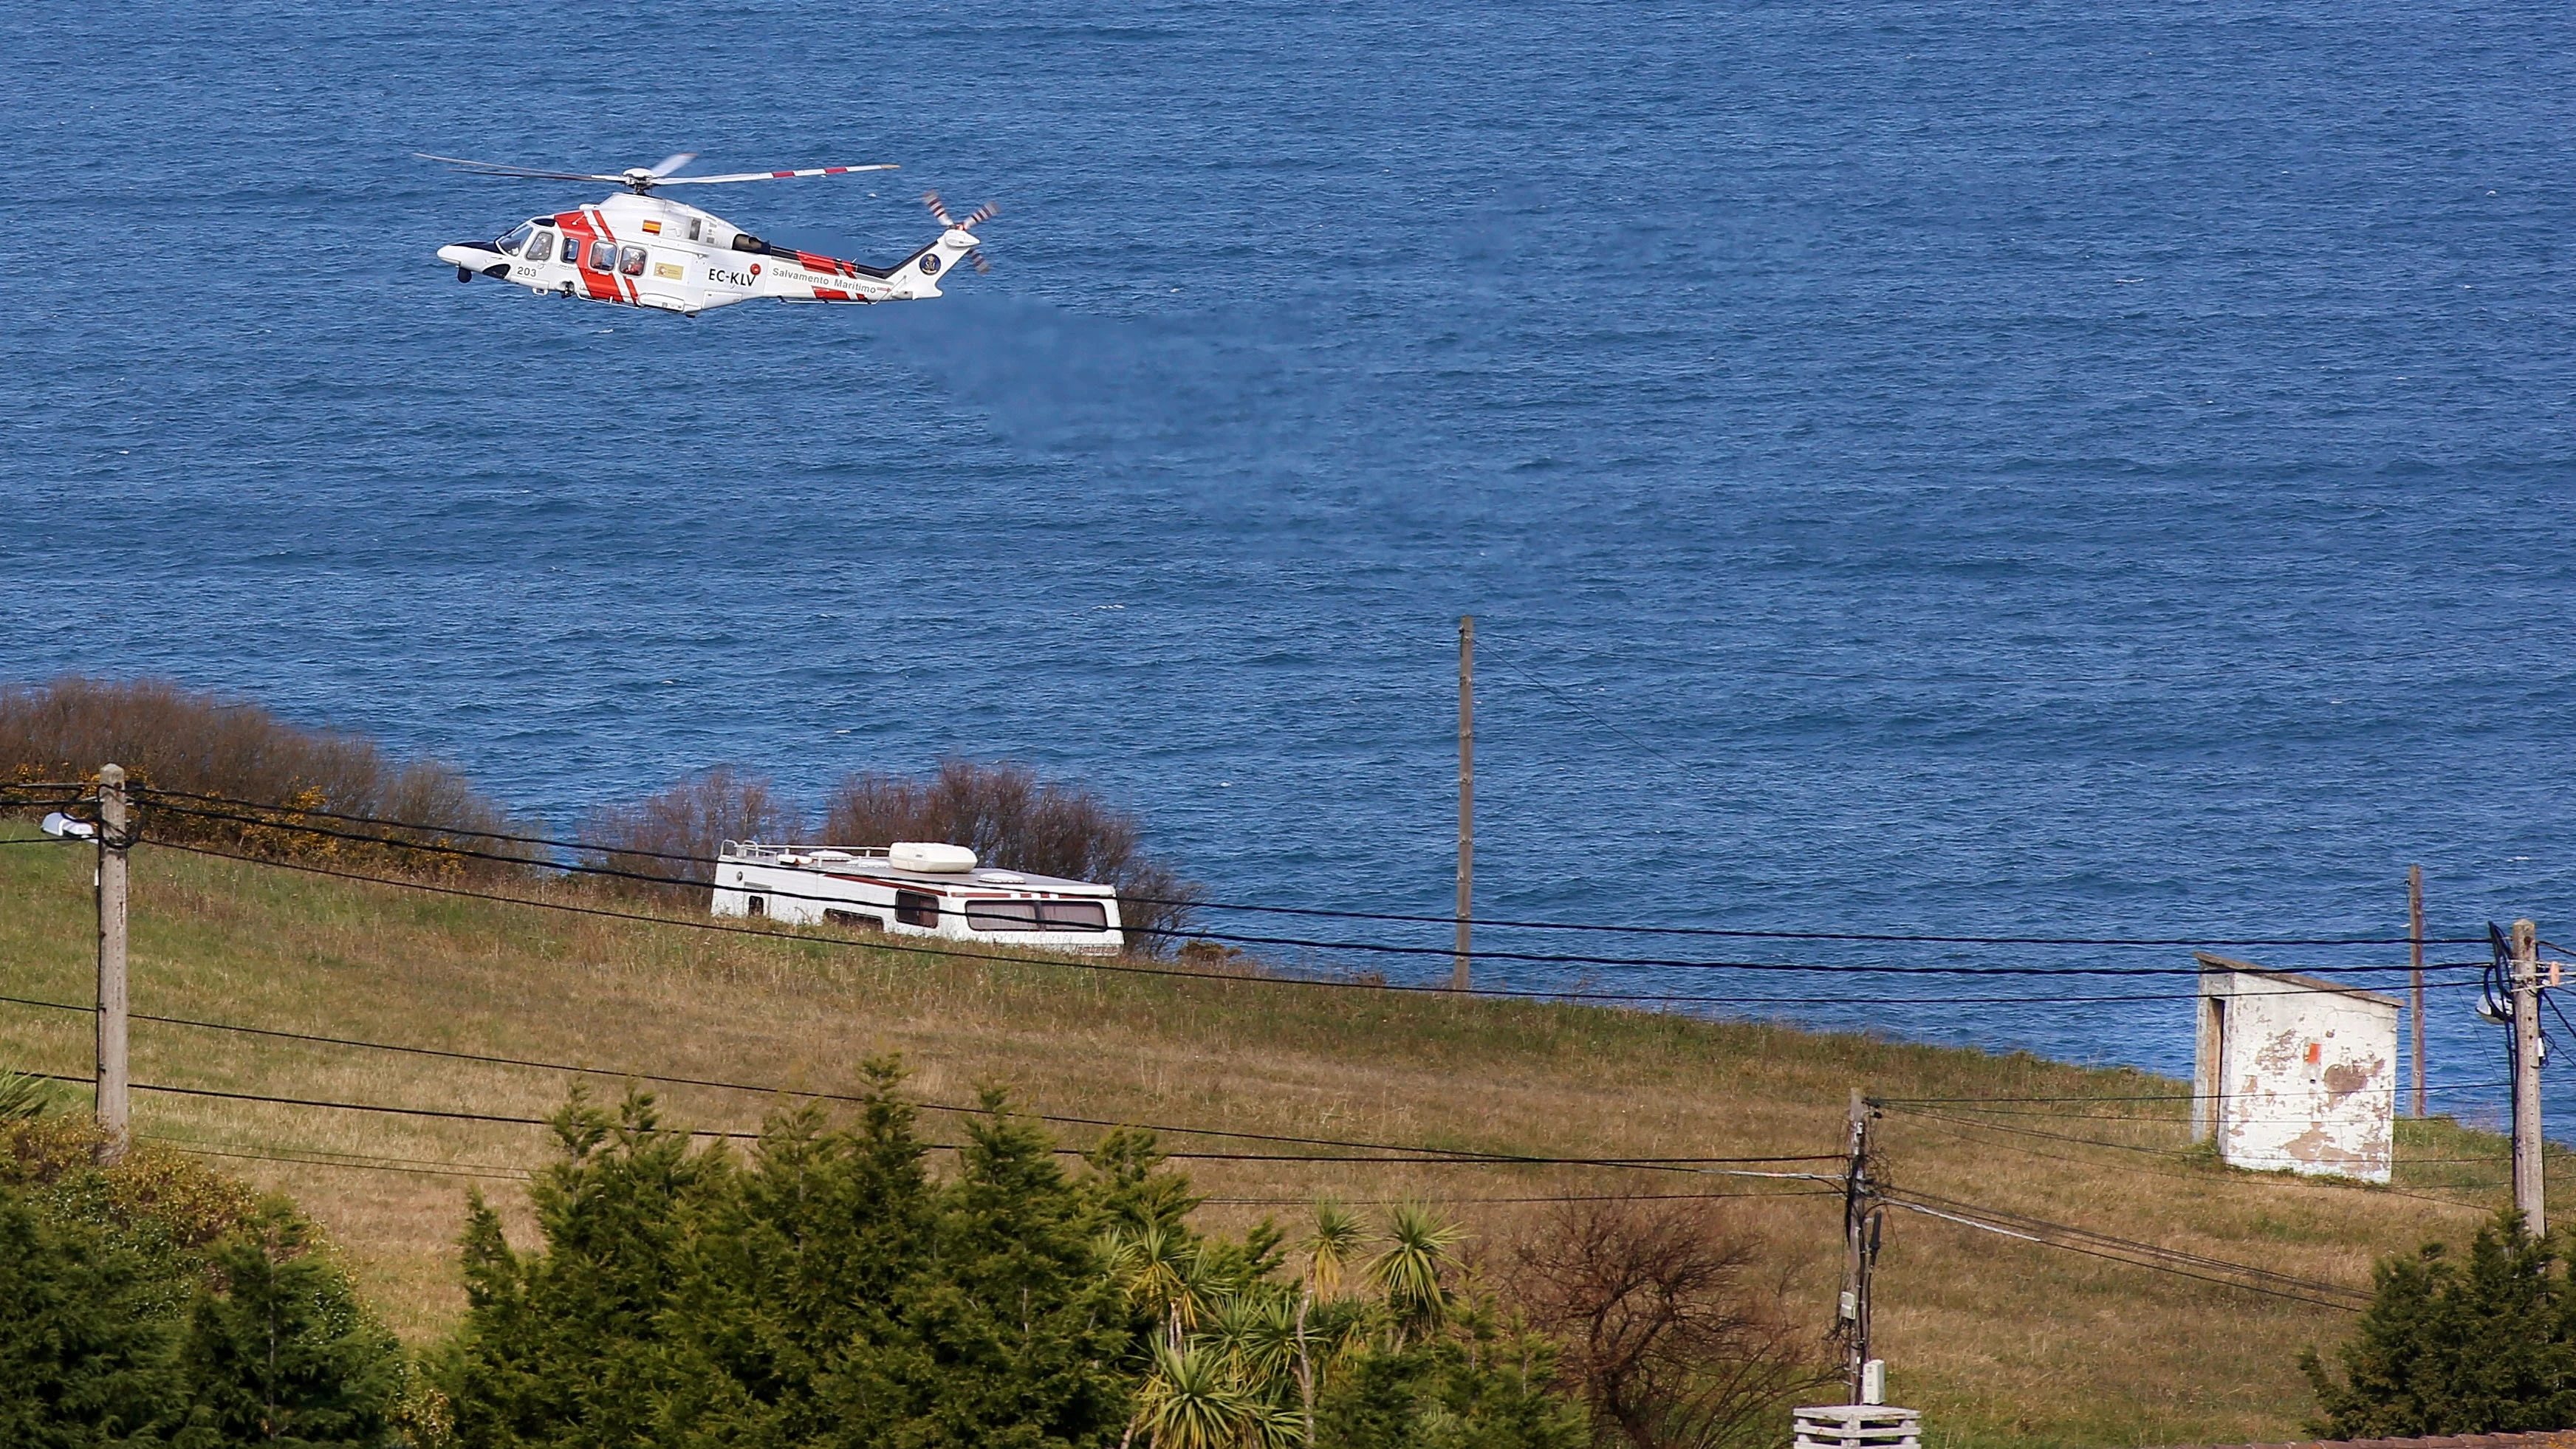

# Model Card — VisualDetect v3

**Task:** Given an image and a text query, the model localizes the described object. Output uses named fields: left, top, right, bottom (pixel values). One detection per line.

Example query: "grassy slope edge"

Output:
left=0, top=831, right=2549, bottom=1449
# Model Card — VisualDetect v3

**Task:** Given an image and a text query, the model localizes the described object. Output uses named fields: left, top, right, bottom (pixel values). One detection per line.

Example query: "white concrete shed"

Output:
left=2191, top=953, right=2400, bottom=1183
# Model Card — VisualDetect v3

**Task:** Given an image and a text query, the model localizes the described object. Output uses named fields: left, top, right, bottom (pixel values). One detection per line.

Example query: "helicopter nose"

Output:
left=436, top=242, right=491, bottom=269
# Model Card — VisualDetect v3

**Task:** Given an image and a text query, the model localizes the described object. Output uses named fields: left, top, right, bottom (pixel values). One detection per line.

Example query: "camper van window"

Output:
left=895, top=891, right=940, bottom=928
left=747, top=896, right=766, bottom=918
left=824, top=909, right=883, bottom=931
left=965, top=900, right=1044, bottom=932
left=965, top=900, right=1110, bottom=933
left=1039, top=900, right=1111, bottom=931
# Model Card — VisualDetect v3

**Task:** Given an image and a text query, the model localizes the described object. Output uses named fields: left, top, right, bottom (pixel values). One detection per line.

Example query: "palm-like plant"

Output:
left=1365, top=1204, right=1464, bottom=1348
left=1302, top=1200, right=1364, bottom=1303
left=1173, top=1240, right=1235, bottom=1340
left=1295, top=1199, right=1371, bottom=1440
left=0, top=1069, right=57, bottom=1122
left=1109, top=1224, right=1200, bottom=1349
left=1246, top=1400, right=1306, bottom=1449
left=1132, top=1340, right=1256, bottom=1449
left=1210, top=1291, right=1300, bottom=1398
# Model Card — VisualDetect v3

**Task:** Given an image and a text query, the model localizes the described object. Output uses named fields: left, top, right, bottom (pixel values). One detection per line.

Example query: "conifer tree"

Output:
left=0, top=1188, right=177, bottom=1448
left=2304, top=1208, right=2576, bottom=1436
left=822, top=1088, right=1134, bottom=1448
left=447, top=1088, right=730, bottom=1448
left=172, top=1206, right=400, bottom=1448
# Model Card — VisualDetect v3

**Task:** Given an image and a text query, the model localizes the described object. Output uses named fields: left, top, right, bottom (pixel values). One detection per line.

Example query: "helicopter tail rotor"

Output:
left=922, top=191, right=998, bottom=232
left=922, top=192, right=998, bottom=274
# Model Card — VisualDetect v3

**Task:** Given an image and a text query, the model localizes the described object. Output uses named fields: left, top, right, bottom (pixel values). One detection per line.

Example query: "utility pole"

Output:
left=95, top=764, right=130, bottom=1164
left=2408, top=866, right=2426, bottom=1119
left=1840, top=1089, right=1881, bottom=1405
left=2512, top=918, right=2544, bottom=1233
left=1454, top=615, right=1473, bottom=993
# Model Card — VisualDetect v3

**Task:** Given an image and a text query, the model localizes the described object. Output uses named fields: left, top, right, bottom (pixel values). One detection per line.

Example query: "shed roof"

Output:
left=2193, top=952, right=2405, bottom=1010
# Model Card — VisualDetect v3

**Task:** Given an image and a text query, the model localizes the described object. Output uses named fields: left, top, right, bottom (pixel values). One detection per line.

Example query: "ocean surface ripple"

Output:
left=4, top=0, right=2573, bottom=1128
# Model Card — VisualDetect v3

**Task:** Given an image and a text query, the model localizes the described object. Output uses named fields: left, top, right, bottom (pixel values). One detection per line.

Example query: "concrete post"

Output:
left=95, top=764, right=130, bottom=1163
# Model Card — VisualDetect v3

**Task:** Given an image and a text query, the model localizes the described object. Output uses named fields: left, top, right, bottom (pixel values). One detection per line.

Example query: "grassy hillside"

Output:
left=0, top=829, right=2552, bottom=1449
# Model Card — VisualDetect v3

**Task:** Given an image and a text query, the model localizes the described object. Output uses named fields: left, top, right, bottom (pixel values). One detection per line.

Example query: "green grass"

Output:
left=0, top=829, right=2552, bottom=1449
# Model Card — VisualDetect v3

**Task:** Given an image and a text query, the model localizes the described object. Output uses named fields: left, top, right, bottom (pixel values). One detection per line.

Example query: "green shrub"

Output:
left=2303, top=1208, right=2576, bottom=1436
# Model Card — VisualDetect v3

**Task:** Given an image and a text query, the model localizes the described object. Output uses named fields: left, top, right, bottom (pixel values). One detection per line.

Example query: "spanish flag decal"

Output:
left=640, top=220, right=662, bottom=236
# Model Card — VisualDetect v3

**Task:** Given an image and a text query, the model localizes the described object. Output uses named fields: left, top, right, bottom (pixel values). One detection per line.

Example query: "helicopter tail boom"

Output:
left=747, top=227, right=986, bottom=304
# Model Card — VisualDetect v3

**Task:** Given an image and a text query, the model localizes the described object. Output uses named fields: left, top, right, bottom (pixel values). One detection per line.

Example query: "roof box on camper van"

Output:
left=888, top=841, right=978, bottom=874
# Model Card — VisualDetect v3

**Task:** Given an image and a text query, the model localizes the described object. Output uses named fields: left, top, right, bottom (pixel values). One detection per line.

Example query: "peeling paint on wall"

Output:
left=2192, top=954, right=2399, bottom=1185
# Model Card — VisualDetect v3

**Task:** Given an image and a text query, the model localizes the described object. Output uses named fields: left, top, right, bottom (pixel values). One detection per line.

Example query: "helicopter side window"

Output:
left=560, top=234, right=580, bottom=264
left=495, top=221, right=536, bottom=253
left=586, top=239, right=618, bottom=271
left=524, top=229, right=555, bottom=259
left=618, top=245, right=648, bottom=277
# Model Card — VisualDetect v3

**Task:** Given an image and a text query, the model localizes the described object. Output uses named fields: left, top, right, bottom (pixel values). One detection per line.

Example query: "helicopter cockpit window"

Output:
left=495, top=222, right=536, bottom=253
left=586, top=239, right=618, bottom=271
left=617, top=245, right=648, bottom=277
left=525, top=230, right=556, bottom=259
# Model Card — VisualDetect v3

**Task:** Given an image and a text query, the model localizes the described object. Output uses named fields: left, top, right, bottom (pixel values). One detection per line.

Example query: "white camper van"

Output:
left=710, top=840, right=1124, bottom=956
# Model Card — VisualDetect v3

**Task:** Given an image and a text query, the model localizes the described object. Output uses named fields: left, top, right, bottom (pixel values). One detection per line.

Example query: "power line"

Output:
left=129, top=811, right=2485, bottom=982
left=1204, top=1188, right=1847, bottom=1207
left=129, top=787, right=2489, bottom=948
left=47, top=1070, right=1834, bottom=1176
left=1875, top=1104, right=2498, bottom=1214
left=0, top=990, right=1834, bottom=1167
left=1876, top=1080, right=2512, bottom=1106
left=1879, top=1188, right=2368, bottom=1311
left=131, top=838, right=2496, bottom=1013
left=1889, top=1185, right=2373, bottom=1301
left=144, top=1136, right=534, bottom=1182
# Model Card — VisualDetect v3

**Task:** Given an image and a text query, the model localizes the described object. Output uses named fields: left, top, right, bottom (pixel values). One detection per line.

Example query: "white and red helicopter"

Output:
left=423, top=151, right=996, bottom=316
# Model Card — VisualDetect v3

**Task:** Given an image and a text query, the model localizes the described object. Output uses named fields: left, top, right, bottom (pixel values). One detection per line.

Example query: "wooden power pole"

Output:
left=1840, top=1089, right=1880, bottom=1404
left=95, top=764, right=131, bottom=1163
left=1454, top=616, right=1473, bottom=992
left=2513, top=918, right=2544, bottom=1233
left=2409, top=866, right=2426, bottom=1119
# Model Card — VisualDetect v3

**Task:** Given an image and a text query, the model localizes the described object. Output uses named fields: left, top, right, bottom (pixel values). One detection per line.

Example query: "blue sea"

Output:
left=6, top=0, right=2575, bottom=1129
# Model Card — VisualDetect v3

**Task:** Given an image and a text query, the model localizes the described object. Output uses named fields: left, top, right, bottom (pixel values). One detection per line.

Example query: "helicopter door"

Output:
left=628, top=243, right=691, bottom=312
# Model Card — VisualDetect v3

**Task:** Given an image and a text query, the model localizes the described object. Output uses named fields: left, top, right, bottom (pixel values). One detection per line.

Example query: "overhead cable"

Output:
left=130, top=787, right=2488, bottom=948
left=0, top=990, right=1832, bottom=1165
left=130, top=840, right=2498, bottom=1009
left=52, top=1072, right=1831, bottom=1176
left=130, top=809, right=2484, bottom=980
left=1878, top=1189, right=2367, bottom=1311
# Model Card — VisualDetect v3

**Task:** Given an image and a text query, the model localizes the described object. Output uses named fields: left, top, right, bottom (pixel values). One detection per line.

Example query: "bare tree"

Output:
left=821, top=758, right=1201, bottom=953
left=580, top=767, right=808, bottom=896
left=0, top=676, right=527, bottom=874
left=1507, top=1195, right=1832, bottom=1449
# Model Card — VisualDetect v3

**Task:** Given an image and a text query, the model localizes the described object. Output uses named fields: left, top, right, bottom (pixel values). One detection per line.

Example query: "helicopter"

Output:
left=422, top=151, right=997, bottom=316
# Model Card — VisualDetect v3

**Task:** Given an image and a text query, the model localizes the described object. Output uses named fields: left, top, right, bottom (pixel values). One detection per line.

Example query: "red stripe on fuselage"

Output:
left=557, top=210, right=623, bottom=304
left=592, top=210, right=640, bottom=304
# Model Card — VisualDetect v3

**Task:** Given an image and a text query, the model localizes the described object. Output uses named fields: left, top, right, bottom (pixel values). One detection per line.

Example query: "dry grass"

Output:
left=0, top=829, right=2553, bottom=1449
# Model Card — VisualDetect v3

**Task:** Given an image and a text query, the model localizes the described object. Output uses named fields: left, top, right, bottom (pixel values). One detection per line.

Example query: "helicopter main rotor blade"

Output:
left=414, top=152, right=626, bottom=183
left=654, top=163, right=900, bottom=185
left=645, top=151, right=699, bottom=178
